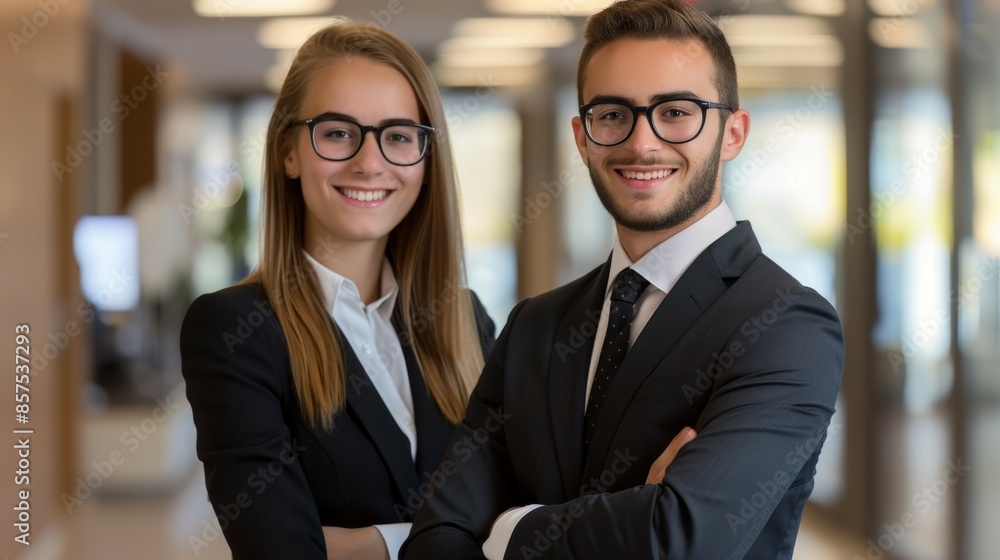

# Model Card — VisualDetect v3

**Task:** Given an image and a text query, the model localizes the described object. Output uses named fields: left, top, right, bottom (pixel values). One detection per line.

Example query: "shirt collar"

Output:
left=606, top=200, right=737, bottom=298
left=303, top=250, right=399, bottom=319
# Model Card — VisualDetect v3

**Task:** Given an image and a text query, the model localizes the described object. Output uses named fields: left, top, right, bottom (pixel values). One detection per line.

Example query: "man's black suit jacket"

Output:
left=180, top=282, right=495, bottom=559
left=402, top=222, right=845, bottom=560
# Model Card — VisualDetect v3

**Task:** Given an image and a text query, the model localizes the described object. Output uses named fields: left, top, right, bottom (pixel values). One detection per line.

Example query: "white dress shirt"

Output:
left=303, top=251, right=416, bottom=560
left=482, top=201, right=738, bottom=559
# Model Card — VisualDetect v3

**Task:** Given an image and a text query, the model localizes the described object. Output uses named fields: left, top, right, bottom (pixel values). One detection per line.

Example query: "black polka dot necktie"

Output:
left=584, top=267, right=650, bottom=448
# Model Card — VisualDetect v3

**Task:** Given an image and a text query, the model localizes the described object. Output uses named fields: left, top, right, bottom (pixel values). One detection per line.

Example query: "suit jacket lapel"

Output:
left=548, top=261, right=609, bottom=500
left=398, top=329, right=454, bottom=481
left=582, top=222, right=760, bottom=479
left=335, top=322, right=419, bottom=503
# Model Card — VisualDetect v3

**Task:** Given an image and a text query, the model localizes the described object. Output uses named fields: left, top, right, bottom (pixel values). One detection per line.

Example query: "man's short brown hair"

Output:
left=577, top=0, right=739, bottom=110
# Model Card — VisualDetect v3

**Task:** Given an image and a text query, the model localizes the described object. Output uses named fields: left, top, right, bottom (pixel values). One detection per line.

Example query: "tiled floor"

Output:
left=15, top=467, right=867, bottom=560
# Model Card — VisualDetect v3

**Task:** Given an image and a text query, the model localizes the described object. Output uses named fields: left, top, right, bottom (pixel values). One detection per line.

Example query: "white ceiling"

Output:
left=89, top=0, right=601, bottom=94
left=0, top=0, right=844, bottom=95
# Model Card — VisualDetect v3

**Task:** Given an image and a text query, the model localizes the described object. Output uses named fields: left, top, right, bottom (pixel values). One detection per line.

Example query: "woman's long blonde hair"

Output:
left=243, top=20, right=485, bottom=430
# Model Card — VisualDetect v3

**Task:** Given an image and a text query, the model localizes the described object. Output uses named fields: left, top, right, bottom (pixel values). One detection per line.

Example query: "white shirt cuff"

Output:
left=374, top=523, right=412, bottom=560
left=482, top=505, right=544, bottom=560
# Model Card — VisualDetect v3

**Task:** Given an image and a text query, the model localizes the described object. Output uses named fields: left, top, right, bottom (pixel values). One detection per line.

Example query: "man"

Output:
left=402, top=1, right=844, bottom=558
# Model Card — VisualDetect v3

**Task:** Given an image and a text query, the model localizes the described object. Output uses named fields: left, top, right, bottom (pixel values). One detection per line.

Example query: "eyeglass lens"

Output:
left=312, top=120, right=429, bottom=165
left=585, top=100, right=705, bottom=145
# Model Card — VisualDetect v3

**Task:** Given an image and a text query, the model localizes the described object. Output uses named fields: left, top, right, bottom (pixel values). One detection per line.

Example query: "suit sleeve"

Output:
left=401, top=299, right=529, bottom=560
left=180, top=290, right=327, bottom=559
left=502, top=288, right=845, bottom=559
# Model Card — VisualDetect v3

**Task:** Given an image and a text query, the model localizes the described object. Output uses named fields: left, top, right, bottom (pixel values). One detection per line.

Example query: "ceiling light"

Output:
left=868, top=18, right=932, bottom=48
left=257, top=17, right=341, bottom=49
left=785, top=0, right=845, bottom=16
left=719, top=15, right=832, bottom=38
left=485, top=0, right=614, bottom=17
left=868, top=0, right=936, bottom=17
left=193, top=0, right=334, bottom=18
left=451, top=17, right=574, bottom=48
left=727, top=35, right=841, bottom=47
left=434, top=65, right=543, bottom=87
left=437, top=47, right=545, bottom=68
left=732, top=45, right=844, bottom=67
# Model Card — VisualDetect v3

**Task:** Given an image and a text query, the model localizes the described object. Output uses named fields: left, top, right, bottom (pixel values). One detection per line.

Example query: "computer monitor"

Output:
left=73, top=215, right=140, bottom=312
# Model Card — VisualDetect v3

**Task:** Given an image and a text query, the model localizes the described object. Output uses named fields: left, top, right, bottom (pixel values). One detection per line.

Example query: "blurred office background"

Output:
left=1, top=0, right=998, bottom=558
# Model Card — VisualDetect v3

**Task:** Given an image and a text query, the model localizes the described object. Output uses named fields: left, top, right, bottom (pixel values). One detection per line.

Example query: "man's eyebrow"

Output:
left=584, top=90, right=705, bottom=106
left=650, top=90, right=702, bottom=102
left=585, top=94, right=634, bottom=106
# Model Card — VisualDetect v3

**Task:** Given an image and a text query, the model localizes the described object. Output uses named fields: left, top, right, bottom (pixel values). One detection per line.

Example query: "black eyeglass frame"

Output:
left=287, top=115, right=435, bottom=167
left=579, top=97, right=732, bottom=146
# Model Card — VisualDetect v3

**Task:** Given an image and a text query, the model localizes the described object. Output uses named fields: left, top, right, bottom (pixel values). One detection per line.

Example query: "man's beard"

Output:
left=589, top=134, right=723, bottom=233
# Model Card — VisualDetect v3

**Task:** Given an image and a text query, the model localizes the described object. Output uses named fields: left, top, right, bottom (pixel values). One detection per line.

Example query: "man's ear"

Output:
left=571, top=116, right=590, bottom=168
left=720, top=108, right=750, bottom=162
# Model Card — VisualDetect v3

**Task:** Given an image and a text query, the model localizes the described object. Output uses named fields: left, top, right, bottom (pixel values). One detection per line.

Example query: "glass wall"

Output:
left=959, top=1, right=1000, bottom=559
left=867, top=0, right=958, bottom=557
left=442, top=92, right=522, bottom=322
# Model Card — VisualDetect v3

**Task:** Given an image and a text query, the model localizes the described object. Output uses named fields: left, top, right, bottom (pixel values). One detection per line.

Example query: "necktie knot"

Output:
left=611, top=268, right=649, bottom=305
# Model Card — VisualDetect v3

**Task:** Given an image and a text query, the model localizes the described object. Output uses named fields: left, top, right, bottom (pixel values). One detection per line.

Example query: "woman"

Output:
left=180, top=20, right=494, bottom=559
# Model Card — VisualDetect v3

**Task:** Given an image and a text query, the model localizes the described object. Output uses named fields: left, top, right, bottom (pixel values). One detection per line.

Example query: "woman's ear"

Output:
left=284, top=147, right=300, bottom=180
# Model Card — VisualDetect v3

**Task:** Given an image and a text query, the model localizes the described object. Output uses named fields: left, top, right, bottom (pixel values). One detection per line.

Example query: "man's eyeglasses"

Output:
left=287, top=116, right=434, bottom=166
left=579, top=98, right=731, bottom=146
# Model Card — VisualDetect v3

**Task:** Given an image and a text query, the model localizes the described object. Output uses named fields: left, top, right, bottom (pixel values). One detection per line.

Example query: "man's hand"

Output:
left=645, top=427, right=697, bottom=485
left=323, top=526, right=390, bottom=560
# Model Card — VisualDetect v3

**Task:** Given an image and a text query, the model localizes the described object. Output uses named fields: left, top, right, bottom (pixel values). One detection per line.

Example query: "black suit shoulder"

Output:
left=726, top=251, right=841, bottom=331
left=180, top=281, right=327, bottom=558
left=467, top=289, right=498, bottom=358
left=502, top=264, right=604, bottom=329
left=180, top=281, right=290, bottom=394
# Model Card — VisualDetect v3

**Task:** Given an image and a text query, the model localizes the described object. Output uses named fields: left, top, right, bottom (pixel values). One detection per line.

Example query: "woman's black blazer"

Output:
left=180, top=282, right=496, bottom=559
